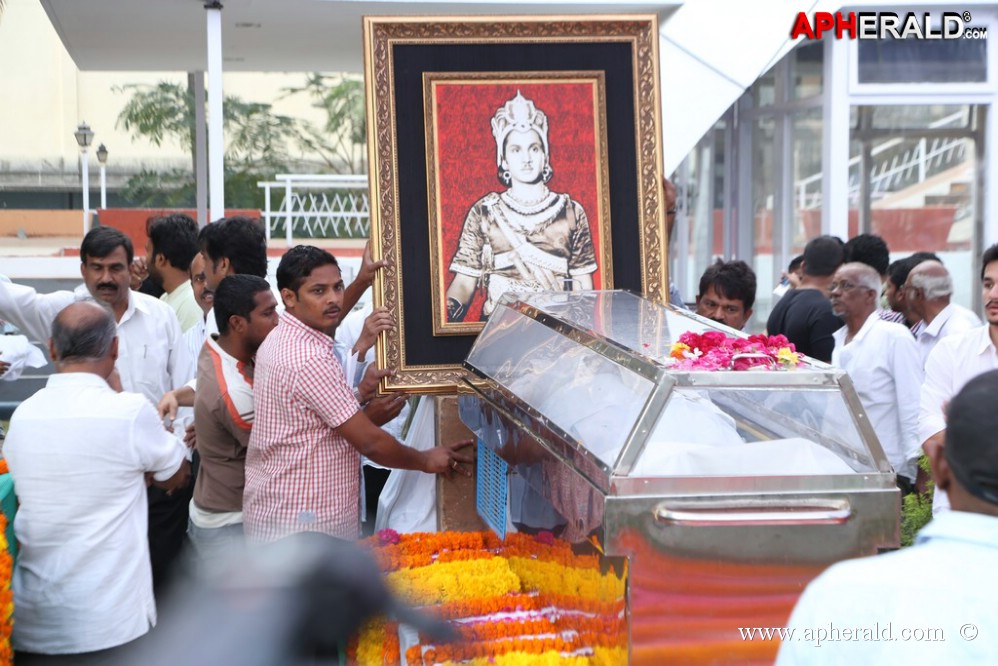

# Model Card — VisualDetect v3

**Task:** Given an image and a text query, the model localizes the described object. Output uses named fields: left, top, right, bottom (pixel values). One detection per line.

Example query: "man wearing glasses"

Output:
left=830, top=262, right=923, bottom=494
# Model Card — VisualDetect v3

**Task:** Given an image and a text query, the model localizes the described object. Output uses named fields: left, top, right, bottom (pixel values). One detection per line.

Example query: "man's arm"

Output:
left=337, top=408, right=473, bottom=474
left=158, top=385, right=196, bottom=421
left=0, top=278, right=76, bottom=342
left=132, top=397, right=190, bottom=489
left=891, top=331, right=925, bottom=477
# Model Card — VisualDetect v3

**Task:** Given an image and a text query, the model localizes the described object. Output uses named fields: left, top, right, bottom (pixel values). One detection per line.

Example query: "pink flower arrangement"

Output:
left=669, top=331, right=801, bottom=371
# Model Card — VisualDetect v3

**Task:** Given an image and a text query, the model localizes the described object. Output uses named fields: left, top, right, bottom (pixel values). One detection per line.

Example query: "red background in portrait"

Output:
left=433, top=80, right=603, bottom=323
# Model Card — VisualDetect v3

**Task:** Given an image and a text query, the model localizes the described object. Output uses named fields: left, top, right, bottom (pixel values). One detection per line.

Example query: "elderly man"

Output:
left=884, top=252, right=941, bottom=330
left=4, top=302, right=189, bottom=662
left=243, top=245, right=473, bottom=542
left=0, top=226, right=192, bottom=588
left=843, top=233, right=905, bottom=324
left=903, top=260, right=981, bottom=365
left=694, top=259, right=756, bottom=330
left=777, top=369, right=998, bottom=664
left=830, top=262, right=922, bottom=491
left=920, top=244, right=998, bottom=512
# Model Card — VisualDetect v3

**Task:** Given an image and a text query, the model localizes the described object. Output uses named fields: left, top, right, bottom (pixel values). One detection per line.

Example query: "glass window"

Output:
left=858, top=37, right=987, bottom=84
left=753, top=68, right=775, bottom=107
left=791, top=41, right=824, bottom=99
left=793, top=108, right=824, bottom=255
left=871, top=105, right=971, bottom=130
left=750, top=117, right=776, bottom=330
left=849, top=104, right=980, bottom=310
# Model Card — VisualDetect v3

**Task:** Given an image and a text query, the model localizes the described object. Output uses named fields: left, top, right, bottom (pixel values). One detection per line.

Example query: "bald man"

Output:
left=903, top=260, right=981, bottom=365
left=4, top=302, right=189, bottom=661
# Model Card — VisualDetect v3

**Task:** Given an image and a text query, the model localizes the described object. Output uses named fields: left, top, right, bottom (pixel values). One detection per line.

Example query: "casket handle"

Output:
left=654, top=497, right=852, bottom=526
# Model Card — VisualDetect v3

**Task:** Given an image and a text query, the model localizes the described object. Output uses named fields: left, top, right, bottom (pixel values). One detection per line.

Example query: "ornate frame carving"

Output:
left=364, top=15, right=666, bottom=394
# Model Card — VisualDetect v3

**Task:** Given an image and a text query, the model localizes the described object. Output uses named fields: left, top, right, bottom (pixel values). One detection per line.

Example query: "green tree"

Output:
left=114, top=75, right=366, bottom=208
left=281, top=73, right=367, bottom=174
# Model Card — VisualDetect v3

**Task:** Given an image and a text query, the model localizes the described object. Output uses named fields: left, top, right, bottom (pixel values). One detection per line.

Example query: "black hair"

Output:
left=51, top=302, right=117, bottom=364
left=802, top=235, right=844, bottom=277
left=276, top=245, right=340, bottom=293
left=198, top=216, right=268, bottom=278
left=213, top=274, right=272, bottom=335
left=148, top=214, right=199, bottom=271
left=698, top=259, right=757, bottom=311
left=788, top=255, right=804, bottom=273
left=944, top=369, right=998, bottom=505
left=982, top=243, right=998, bottom=280
left=80, top=226, right=134, bottom=265
left=887, top=252, right=942, bottom=289
left=843, top=234, right=890, bottom=276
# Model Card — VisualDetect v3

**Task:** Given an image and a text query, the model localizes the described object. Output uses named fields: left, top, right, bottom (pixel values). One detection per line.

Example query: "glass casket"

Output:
left=457, top=290, right=900, bottom=664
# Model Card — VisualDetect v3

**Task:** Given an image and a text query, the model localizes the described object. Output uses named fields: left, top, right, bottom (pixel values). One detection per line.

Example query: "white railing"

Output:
left=796, top=111, right=969, bottom=210
left=258, top=174, right=370, bottom=247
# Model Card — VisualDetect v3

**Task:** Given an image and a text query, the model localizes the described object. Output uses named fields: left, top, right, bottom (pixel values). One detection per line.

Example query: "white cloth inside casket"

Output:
left=633, top=393, right=856, bottom=477
left=506, top=356, right=647, bottom=465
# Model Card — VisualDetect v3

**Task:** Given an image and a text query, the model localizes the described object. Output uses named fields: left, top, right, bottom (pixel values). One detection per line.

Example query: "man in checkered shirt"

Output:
left=243, top=245, right=474, bottom=542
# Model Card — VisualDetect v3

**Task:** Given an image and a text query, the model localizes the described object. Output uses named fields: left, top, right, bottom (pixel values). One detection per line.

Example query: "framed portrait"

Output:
left=365, top=15, right=666, bottom=394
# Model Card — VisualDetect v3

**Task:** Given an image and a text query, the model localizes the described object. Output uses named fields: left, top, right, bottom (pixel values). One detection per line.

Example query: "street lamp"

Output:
left=73, top=122, right=95, bottom=234
left=96, top=143, right=109, bottom=210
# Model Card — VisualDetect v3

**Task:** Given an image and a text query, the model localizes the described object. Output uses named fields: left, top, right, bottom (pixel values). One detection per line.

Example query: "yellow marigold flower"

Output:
left=776, top=347, right=799, bottom=367
left=506, top=557, right=626, bottom=600
left=670, top=342, right=691, bottom=359
left=386, top=557, right=520, bottom=605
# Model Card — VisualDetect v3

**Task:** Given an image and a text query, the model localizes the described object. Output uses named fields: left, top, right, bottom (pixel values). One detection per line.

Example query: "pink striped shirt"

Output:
left=243, top=311, right=361, bottom=542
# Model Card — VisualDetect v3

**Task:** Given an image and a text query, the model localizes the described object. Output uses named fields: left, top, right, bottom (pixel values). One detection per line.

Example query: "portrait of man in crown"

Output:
left=427, top=79, right=611, bottom=332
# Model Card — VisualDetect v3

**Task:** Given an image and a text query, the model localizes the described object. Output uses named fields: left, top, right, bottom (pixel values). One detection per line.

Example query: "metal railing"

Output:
left=257, top=174, right=370, bottom=246
left=795, top=111, right=969, bottom=210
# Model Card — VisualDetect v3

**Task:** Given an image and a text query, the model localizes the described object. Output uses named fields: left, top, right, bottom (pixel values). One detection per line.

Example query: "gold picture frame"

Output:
left=364, top=15, right=667, bottom=394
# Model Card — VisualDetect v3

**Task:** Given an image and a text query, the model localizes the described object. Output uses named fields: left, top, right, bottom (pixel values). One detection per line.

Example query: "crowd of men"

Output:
left=0, top=217, right=472, bottom=662
left=1, top=208, right=997, bottom=660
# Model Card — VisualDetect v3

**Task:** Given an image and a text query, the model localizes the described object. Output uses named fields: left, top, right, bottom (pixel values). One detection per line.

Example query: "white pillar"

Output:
left=81, top=149, right=90, bottom=234
left=822, top=36, right=850, bottom=240
left=192, top=72, right=209, bottom=227
left=99, top=164, right=107, bottom=210
left=205, top=2, right=225, bottom=223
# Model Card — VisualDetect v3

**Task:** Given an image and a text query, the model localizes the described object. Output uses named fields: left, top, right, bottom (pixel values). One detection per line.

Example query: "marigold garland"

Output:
left=0, top=511, right=12, bottom=665
left=352, top=530, right=627, bottom=666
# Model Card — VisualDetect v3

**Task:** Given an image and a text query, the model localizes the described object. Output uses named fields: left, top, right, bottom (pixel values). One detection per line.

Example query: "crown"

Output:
left=491, top=91, right=549, bottom=167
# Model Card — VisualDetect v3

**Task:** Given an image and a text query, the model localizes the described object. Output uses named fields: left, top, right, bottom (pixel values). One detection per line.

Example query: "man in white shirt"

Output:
left=146, top=214, right=203, bottom=333
left=903, top=260, right=981, bottom=365
left=0, top=226, right=194, bottom=589
left=4, top=302, right=189, bottom=661
left=182, top=251, right=214, bottom=368
left=830, top=262, right=922, bottom=490
left=919, top=244, right=998, bottom=512
left=777, top=369, right=998, bottom=665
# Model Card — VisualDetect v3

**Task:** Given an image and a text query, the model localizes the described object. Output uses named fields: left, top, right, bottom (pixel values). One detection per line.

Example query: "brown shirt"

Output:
left=193, top=336, right=254, bottom=513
